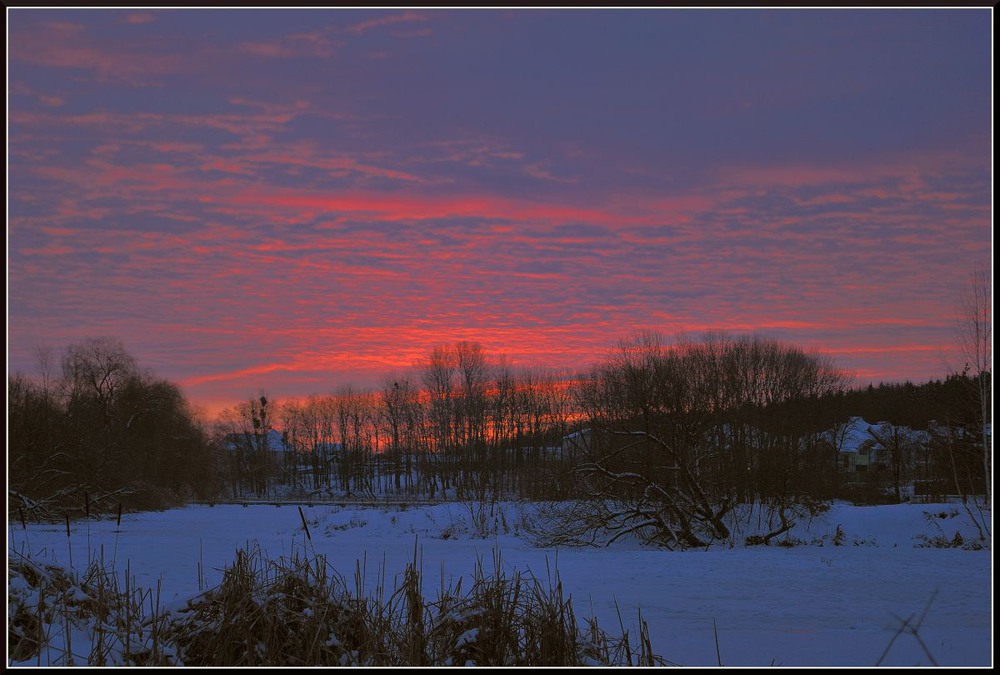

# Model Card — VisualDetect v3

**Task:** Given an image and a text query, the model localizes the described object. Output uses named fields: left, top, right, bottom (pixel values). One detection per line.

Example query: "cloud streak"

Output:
left=346, top=10, right=428, bottom=35
left=7, top=8, right=991, bottom=415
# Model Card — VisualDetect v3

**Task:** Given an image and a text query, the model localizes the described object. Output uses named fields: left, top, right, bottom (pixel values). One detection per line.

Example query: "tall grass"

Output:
left=169, top=543, right=664, bottom=666
left=8, top=552, right=175, bottom=666
left=9, top=543, right=663, bottom=667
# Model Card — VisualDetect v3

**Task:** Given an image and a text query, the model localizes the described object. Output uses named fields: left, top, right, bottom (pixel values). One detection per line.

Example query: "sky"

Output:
left=6, top=8, right=993, bottom=417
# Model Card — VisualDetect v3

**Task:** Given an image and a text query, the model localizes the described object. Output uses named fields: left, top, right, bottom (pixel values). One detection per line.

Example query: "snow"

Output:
left=829, top=417, right=931, bottom=455
left=7, top=500, right=992, bottom=667
left=829, top=417, right=878, bottom=454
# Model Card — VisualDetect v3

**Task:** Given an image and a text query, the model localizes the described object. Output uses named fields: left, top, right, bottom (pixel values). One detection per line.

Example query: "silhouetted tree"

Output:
left=564, top=331, right=847, bottom=548
left=956, top=263, right=991, bottom=507
left=10, top=337, right=218, bottom=516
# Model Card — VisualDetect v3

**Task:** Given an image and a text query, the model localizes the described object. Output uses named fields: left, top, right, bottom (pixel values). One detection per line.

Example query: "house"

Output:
left=221, top=429, right=291, bottom=461
left=824, top=417, right=930, bottom=475
left=561, top=428, right=592, bottom=457
left=825, top=417, right=879, bottom=472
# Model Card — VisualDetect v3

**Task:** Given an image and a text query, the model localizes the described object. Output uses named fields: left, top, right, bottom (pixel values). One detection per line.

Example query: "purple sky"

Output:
left=7, top=8, right=993, bottom=416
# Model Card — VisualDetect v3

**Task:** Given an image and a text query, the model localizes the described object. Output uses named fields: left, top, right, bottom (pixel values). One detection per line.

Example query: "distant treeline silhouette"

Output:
left=9, top=337, right=218, bottom=517
left=8, top=333, right=990, bottom=520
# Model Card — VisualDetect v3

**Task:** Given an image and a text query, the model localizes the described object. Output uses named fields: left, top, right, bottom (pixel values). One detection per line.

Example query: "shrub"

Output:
left=832, top=525, right=846, bottom=546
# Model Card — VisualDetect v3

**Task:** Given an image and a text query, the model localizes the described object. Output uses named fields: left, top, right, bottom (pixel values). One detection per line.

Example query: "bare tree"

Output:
left=218, top=393, right=277, bottom=498
left=35, top=344, right=57, bottom=398
left=61, top=336, right=139, bottom=418
left=867, top=422, right=917, bottom=504
left=422, top=345, right=457, bottom=453
left=8, top=373, right=74, bottom=518
left=560, top=331, right=847, bottom=548
left=570, top=430, right=734, bottom=549
left=455, top=341, right=489, bottom=446
left=421, top=345, right=459, bottom=494
left=956, top=263, right=991, bottom=508
left=380, top=374, right=423, bottom=494
left=13, top=338, right=217, bottom=513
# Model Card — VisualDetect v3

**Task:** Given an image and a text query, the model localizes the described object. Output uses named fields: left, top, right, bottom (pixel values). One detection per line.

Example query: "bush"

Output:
left=832, top=525, right=846, bottom=546
left=914, top=531, right=975, bottom=549
left=118, top=483, right=185, bottom=513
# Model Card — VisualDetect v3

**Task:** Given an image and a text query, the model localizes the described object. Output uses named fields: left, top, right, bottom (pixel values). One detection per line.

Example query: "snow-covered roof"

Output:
left=221, top=429, right=287, bottom=452
left=827, top=417, right=931, bottom=454
left=827, top=417, right=876, bottom=454
left=562, top=428, right=591, bottom=441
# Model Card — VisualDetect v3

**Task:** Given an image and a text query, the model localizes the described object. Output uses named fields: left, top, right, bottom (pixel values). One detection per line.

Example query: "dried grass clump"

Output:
left=168, top=544, right=664, bottom=666
left=8, top=553, right=175, bottom=666
left=169, top=542, right=365, bottom=666
left=10, top=542, right=663, bottom=667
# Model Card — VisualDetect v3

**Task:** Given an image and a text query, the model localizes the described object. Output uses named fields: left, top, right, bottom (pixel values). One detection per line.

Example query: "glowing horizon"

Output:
left=7, top=9, right=992, bottom=419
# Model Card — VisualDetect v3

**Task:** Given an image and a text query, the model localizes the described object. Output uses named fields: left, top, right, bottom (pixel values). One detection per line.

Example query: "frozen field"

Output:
left=8, top=500, right=992, bottom=667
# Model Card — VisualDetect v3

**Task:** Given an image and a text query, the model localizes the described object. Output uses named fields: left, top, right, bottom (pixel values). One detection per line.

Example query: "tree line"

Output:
left=9, top=337, right=218, bottom=517
left=214, top=341, right=576, bottom=501
left=9, top=332, right=989, bottom=530
left=562, top=331, right=989, bottom=548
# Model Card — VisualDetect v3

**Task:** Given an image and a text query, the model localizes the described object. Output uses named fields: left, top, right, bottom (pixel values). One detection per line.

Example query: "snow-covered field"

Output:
left=8, top=500, right=992, bottom=667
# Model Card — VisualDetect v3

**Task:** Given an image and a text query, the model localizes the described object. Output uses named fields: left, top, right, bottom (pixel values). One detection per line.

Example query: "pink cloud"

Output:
left=237, top=27, right=340, bottom=59
left=181, top=362, right=294, bottom=387
left=18, top=245, right=76, bottom=257
left=124, top=12, right=157, bottom=25
left=9, top=80, right=66, bottom=107
left=241, top=145, right=427, bottom=184
left=9, top=93, right=986, bottom=415
left=9, top=21, right=182, bottom=86
left=523, top=163, right=578, bottom=184
left=346, top=11, right=428, bottom=35
left=238, top=41, right=296, bottom=59
left=197, top=186, right=711, bottom=231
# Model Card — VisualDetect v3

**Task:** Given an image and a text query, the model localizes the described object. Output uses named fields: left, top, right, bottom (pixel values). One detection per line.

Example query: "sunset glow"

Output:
left=7, top=8, right=992, bottom=418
